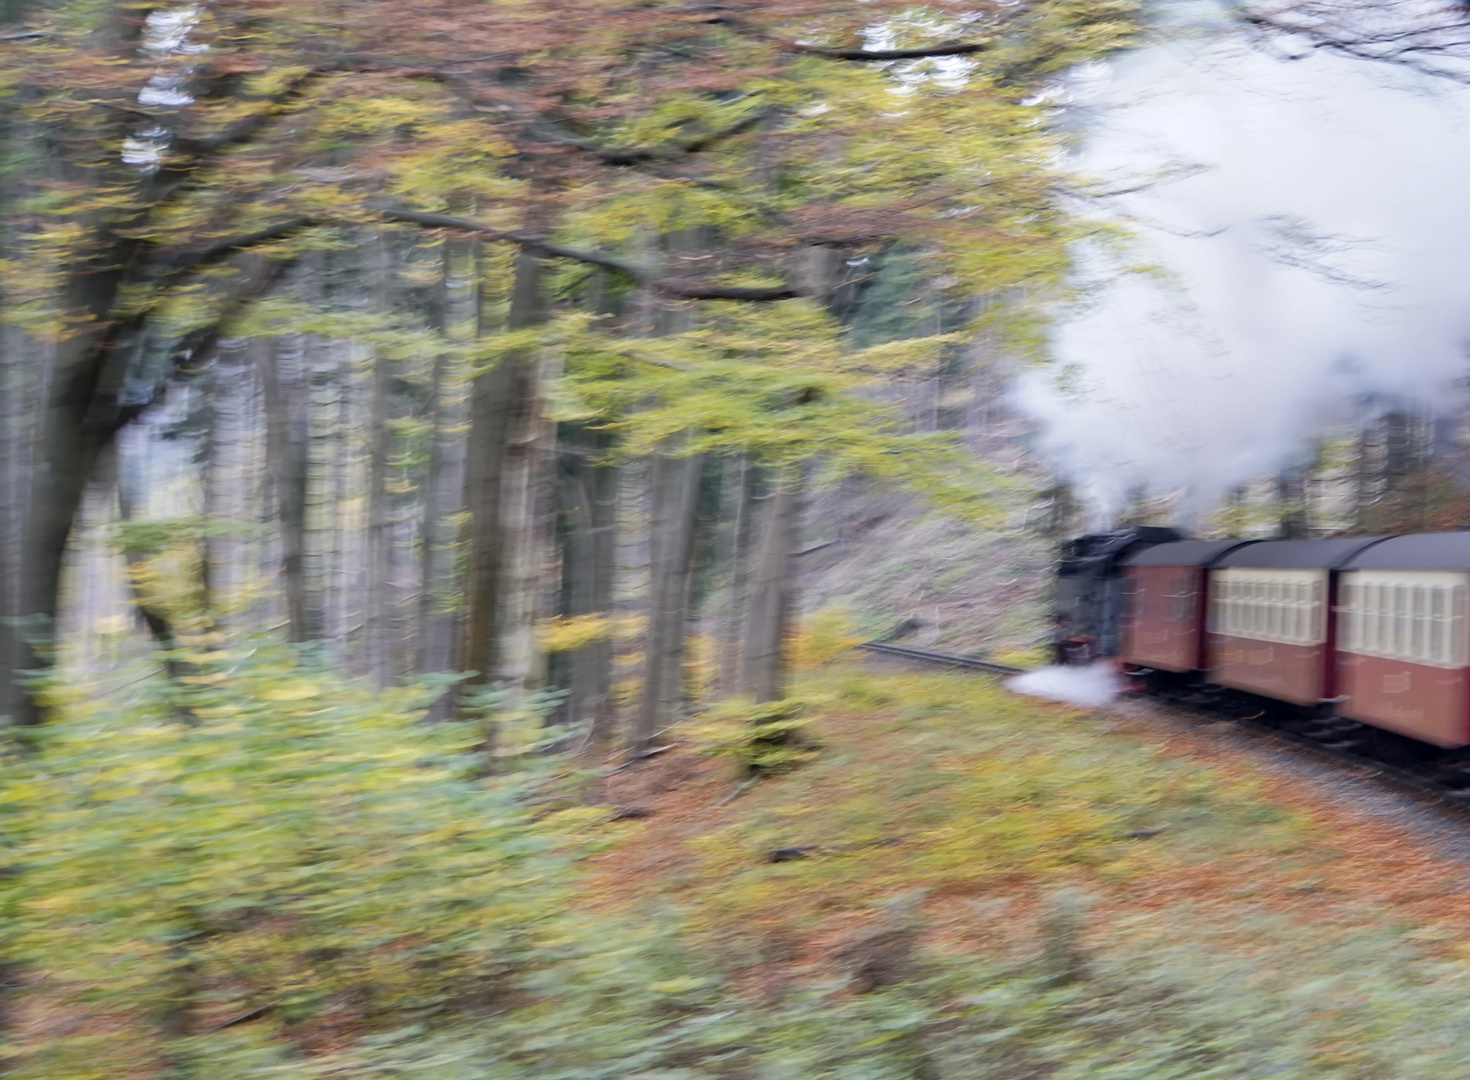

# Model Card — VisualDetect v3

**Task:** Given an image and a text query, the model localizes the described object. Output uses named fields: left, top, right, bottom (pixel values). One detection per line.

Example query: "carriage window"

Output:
left=1455, top=587, right=1467, bottom=667
left=1430, top=587, right=1447, bottom=663
left=1168, top=573, right=1195, bottom=623
left=1412, top=587, right=1427, bottom=661
left=1394, top=585, right=1409, bottom=657
left=1354, top=582, right=1367, bottom=651
left=1216, top=572, right=1329, bottom=645
left=1389, top=585, right=1399, bottom=655
left=1342, top=575, right=1468, bottom=666
left=1373, top=584, right=1387, bottom=654
left=1312, top=580, right=1325, bottom=644
left=1384, top=584, right=1396, bottom=654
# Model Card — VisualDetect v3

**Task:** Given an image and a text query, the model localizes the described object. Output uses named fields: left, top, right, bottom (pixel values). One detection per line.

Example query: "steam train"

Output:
left=1057, top=528, right=1470, bottom=755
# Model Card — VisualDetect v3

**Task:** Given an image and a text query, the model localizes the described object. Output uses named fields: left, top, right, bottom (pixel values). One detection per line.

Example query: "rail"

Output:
left=856, top=640, right=1026, bottom=676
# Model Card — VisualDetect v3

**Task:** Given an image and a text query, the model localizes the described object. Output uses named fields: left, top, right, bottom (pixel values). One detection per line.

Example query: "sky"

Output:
left=1014, top=19, right=1470, bottom=521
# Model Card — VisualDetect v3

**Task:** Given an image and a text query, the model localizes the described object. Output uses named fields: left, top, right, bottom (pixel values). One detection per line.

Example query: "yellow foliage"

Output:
left=538, top=614, right=613, bottom=653
left=612, top=614, right=648, bottom=641
left=662, top=662, right=1305, bottom=936
left=791, top=607, right=864, bottom=668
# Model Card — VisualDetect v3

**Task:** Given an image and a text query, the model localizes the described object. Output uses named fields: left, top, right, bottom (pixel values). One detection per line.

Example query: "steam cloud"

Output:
left=1008, top=662, right=1126, bottom=707
left=1015, top=26, right=1470, bottom=520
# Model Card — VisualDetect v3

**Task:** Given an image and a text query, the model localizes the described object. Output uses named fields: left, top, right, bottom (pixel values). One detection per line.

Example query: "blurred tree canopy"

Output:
left=0, top=0, right=1141, bottom=722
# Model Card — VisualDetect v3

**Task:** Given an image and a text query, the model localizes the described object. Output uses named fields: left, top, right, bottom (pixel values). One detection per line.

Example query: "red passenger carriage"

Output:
left=1335, top=534, right=1470, bottom=748
left=1120, top=539, right=1254, bottom=674
left=1061, top=526, right=1470, bottom=760
left=1206, top=537, right=1386, bottom=707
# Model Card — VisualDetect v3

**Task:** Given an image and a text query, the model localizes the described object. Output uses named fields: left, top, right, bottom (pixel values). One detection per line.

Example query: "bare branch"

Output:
left=373, top=203, right=649, bottom=276
left=372, top=202, right=801, bottom=301
left=153, top=217, right=317, bottom=285
left=789, top=40, right=991, bottom=61
left=1239, top=7, right=1470, bottom=83
left=660, top=282, right=800, bottom=300
left=601, top=105, right=774, bottom=163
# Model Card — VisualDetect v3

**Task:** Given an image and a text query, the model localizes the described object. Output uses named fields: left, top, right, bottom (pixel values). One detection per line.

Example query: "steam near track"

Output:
left=1008, top=663, right=1125, bottom=708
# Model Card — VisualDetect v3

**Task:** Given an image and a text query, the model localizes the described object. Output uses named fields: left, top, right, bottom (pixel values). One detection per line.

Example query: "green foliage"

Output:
left=682, top=664, right=1304, bottom=937
left=3, top=647, right=572, bottom=1078
left=113, top=516, right=255, bottom=556
left=690, top=696, right=820, bottom=776
left=553, top=306, right=1009, bottom=523
left=17, top=658, right=1470, bottom=1079
left=840, top=247, right=951, bottom=349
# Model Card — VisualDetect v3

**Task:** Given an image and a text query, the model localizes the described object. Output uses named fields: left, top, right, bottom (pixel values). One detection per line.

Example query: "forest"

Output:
left=11, top=0, right=1470, bottom=1077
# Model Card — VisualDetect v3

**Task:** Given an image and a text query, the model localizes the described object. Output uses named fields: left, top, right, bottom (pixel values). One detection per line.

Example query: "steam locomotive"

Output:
left=1057, top=528, right=1470, bottom=754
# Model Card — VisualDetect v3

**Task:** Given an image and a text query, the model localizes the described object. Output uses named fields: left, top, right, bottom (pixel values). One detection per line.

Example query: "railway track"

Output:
left=857, top=639, right=1470, bottom=818
left=856, top=640, right=1027, bottom=677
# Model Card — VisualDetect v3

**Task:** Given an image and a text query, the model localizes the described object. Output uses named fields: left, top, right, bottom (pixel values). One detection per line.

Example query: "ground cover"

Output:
left=587, top=657, right=1470, bottom=1076
left=16, top=644, right=1470, bottom=1078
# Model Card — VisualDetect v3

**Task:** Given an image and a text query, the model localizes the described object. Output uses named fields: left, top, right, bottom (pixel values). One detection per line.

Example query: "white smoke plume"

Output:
left=1008, top=662, right=1126, bottom=707
left=1016, top=23, right=1470, bottom=519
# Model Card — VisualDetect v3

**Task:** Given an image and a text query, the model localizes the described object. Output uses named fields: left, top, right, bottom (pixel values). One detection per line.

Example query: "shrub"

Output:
left=2, top=644, right=573, bottom=1077
left=688, top=696, right=820, bottom=776
left=792, top=607, right=864, bottom=669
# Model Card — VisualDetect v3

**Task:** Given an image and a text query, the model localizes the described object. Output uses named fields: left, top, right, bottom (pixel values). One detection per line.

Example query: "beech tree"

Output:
left=0, top=0, right=1138, bottom=727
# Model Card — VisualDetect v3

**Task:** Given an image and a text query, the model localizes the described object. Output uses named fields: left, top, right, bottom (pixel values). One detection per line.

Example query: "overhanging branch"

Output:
left=372, top=202, right=800, bottom=301
left=600, top=105, right=774, bottom=164
left=790, top=40, right=991, bottom=61
left=154, top=217, right=317, bottom=285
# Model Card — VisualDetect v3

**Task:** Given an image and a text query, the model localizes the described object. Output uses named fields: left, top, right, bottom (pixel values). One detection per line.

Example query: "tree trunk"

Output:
left=633, top=448, right=705, bottom=752
left=501, top=291, right=556, bottom=694
left=718, top=452, right=754, bottom=696
left=205, top=346, right=251, bottom=626
left=304, top=331, right=338, bottom=643
left=741, top=465, right=803, bottom=703
left=254, top=336, right=311, bottom=642
left=108, top=443, right=189, bottom=684
left=416, top=216, right=478, bottom=700
left=462, top=252, right=545, bottom=700
left=365, top=235, right=393, bottom=687
left=11, top=258, right=138, bottom=726
left=556, top=424, right=618, bottom=748
left=0, top=324, right=25, bottom=723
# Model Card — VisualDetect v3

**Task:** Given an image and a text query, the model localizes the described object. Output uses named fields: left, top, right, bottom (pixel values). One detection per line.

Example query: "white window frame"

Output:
left=1337, top=570, right=1468, bottom=669
left=1210, top=568, right=1327, bottom=646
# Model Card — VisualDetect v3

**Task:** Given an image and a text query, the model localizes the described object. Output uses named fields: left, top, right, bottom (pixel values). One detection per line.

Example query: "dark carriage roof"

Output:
left=1121, top=539, right=1256, bottom=568
left=1342, top=533, right=1470, bottom=571
left=1215, top=536, right=1390, bottom=570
